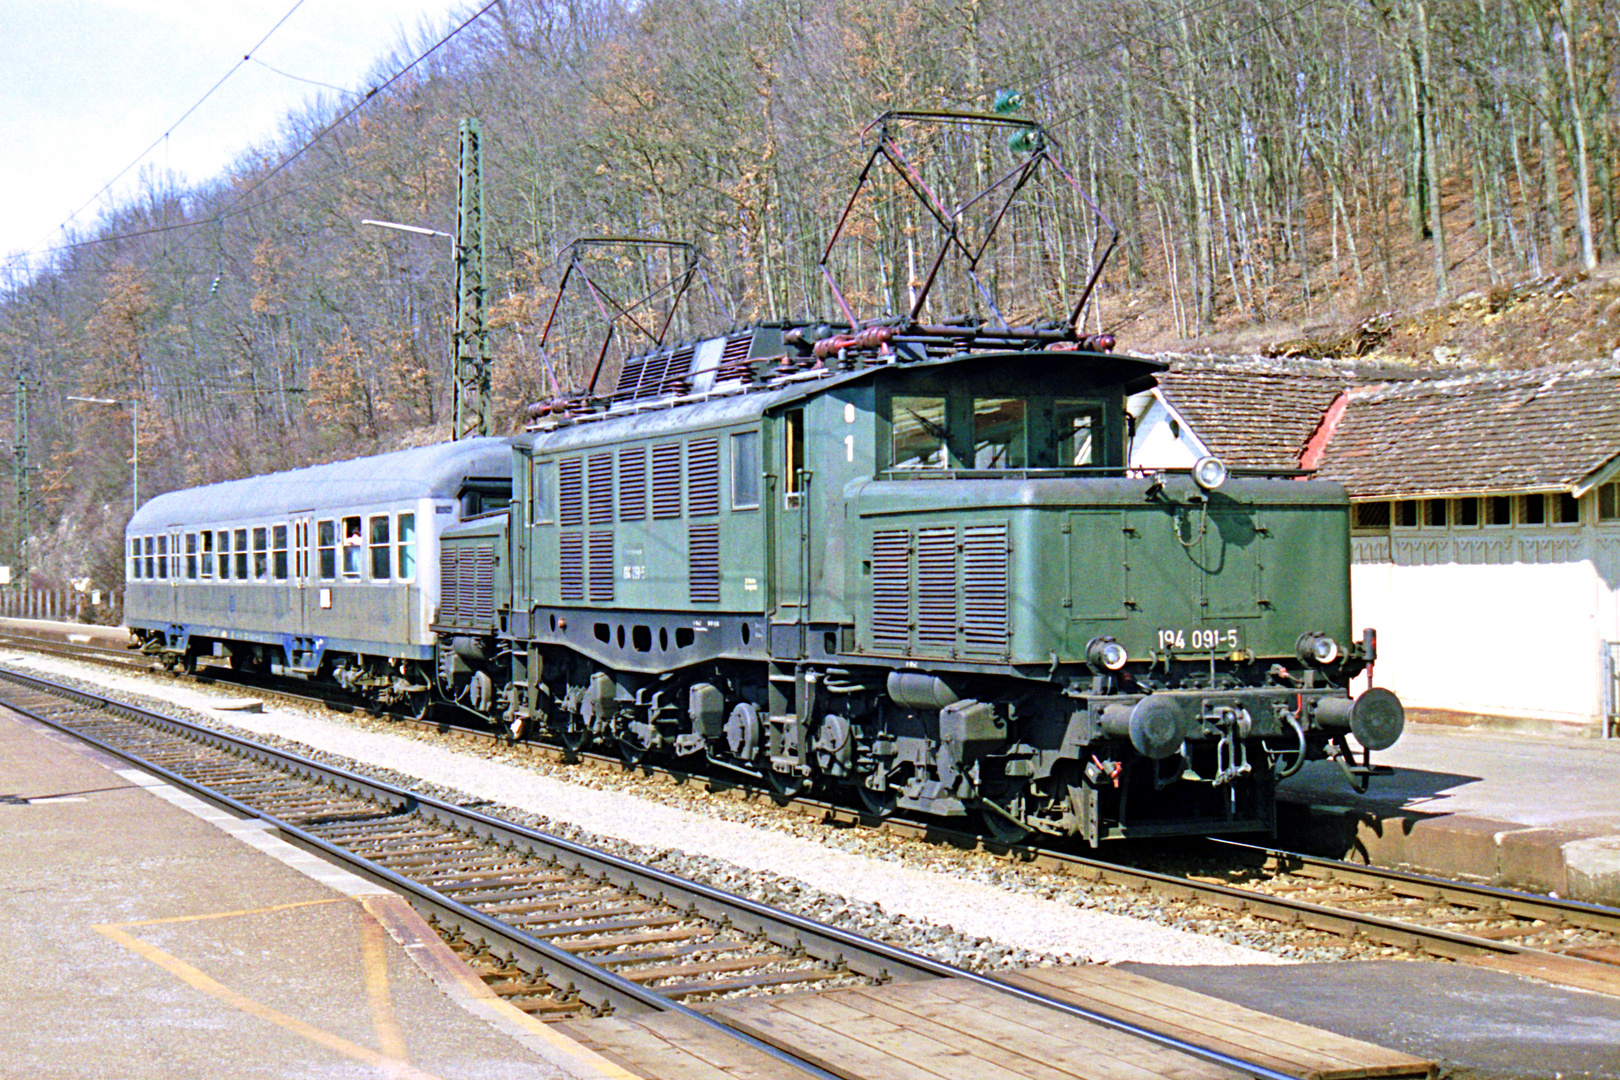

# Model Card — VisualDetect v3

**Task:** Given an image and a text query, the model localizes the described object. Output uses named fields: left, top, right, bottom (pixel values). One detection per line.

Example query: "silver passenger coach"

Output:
left=125, top=439, right=512, bottom=710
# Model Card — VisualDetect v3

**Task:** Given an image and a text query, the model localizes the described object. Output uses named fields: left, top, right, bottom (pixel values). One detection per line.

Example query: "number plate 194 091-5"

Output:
left=1157, top=627, right=1243, bottom=652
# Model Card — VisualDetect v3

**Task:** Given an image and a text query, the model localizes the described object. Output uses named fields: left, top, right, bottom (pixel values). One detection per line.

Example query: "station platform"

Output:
left=0, top=705, right=634, bottom=1080
left=0, top=615, right=128, bottom=648
left=1280, top=722, right=1620, bottom=903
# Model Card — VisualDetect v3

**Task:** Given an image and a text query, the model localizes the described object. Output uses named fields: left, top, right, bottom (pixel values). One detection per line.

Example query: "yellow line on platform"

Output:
left=109, top=897, right=347, bottom=929
left=94, top=912, right=444, bottom=1080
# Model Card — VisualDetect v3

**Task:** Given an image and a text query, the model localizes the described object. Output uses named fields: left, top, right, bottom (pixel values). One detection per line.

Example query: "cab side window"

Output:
left=891, top=396, right=946, bottom=469
left=1053, top=400, right=1104, bottom=467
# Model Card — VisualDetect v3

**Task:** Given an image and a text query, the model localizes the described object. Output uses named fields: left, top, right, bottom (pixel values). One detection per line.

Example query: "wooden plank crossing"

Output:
left=554, top=967, right=1436, bottom=1080
left=999, top=967, right=1436, bottom=1080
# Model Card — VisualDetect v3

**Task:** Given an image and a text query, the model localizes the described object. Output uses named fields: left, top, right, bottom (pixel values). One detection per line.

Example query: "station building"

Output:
left=1132, top=357, right=1620, bottom=737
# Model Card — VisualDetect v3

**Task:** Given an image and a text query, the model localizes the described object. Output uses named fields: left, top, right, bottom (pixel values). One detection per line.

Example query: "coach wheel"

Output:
left=176, top=649, right=199, bottom=676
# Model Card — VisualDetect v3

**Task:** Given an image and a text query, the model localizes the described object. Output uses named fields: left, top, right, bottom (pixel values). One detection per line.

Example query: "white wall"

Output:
left=1128, top=392, right=1207, bottom=470
left=1351, top=527, right=1620, bottom=729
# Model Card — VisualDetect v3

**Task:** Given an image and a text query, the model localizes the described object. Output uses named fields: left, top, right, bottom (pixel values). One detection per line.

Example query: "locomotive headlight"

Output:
left=1087, top=636, right=1129, bottom=671
left=1192, top=455, right=1228, bottom=491
left=1296, top=632, right=1340, bottom=665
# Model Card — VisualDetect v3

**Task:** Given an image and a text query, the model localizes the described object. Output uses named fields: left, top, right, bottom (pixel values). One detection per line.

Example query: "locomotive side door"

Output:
left=770, top=407, right=808, bottom=648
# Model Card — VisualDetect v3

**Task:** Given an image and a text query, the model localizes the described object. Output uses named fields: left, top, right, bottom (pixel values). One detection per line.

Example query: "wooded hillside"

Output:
left=5, top=0, right=1619, bottom=602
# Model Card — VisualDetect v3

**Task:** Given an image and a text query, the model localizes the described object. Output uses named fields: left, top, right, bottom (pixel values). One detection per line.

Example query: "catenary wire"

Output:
left=14, top=0, right=312, bottom=266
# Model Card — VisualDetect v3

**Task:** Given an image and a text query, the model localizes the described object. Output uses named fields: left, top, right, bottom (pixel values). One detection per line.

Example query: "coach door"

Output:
left=166, top=525, right=184, bottom=624
left=292, top=513, right=313, bottom=635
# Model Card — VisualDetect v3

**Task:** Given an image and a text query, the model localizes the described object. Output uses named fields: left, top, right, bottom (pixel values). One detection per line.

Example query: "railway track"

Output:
left=0, top=665, right=1314, bottom=1080
left=7, top=625, right=1620, bottom=997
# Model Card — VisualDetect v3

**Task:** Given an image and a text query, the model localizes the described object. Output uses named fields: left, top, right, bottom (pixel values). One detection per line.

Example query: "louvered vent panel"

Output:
left=962, top=524, right=1009, bottom=652
left=870, top=529, right=911, bottom=652
left=619, top=447, right=647, bottom=521
left=688, top=438, right=720, bottom=517
left=457, top=545, right=479, bottom=624
left=721, top=332, right=752, bottom=366
left=588, top=530, right=615, bottom=602
left=559, top=533, right=584, bottom=602
left=558, top=458, right=584, bottom=527
left=651, top=442, right=682, bottom=519
left=474, top=545, right=495, bottom=622
left=915, top=527, right=958, bottom=651
left=688, top=523, right=720, bottom=603
left=611, top=357, right=648, bottom=403
left=439, top=548, right=460, bottom=622
left=660, top=344, right=694, bottom=395
left=588, top=452, right=614, bottom=524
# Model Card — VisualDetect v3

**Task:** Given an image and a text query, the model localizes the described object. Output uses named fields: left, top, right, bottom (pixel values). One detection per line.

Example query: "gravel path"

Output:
left=4, top=652, right=1293, bottom=970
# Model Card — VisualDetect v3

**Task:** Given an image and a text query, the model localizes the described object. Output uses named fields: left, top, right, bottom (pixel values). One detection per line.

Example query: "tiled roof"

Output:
left=1150, top=357, right=1353, bottom=470
left=1314, top=363, right=1620, bottom=498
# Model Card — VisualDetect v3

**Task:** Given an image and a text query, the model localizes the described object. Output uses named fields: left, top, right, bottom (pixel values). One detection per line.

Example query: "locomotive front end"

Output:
left=845, top=353, right=1402, bottom=844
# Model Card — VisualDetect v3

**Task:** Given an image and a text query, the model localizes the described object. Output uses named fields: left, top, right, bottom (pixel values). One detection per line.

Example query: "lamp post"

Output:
left=66, top=396, right=138, bottom=515
left=362, top=213, right=489, bottom=439
left=361, top=218, right=458, bottom=260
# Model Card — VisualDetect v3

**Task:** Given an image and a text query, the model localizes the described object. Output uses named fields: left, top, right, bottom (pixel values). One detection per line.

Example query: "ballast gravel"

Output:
left=5, top=652, right=1295, bottom=971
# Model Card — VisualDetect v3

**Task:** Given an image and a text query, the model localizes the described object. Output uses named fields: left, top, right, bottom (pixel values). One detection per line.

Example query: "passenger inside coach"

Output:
left=342, top=517, right=364, bottom=577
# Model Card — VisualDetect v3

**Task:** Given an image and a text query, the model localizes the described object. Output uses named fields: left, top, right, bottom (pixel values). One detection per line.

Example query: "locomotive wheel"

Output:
left=557, top=717, right=589, bottom=752
left=617, top=733, right=648, bottom=766
left=762, top=762, right=807, bottom=800
left=855, top=777, right=897, bottom=817
left=979, top=787, right=1031, bottom=845
left=616, top=716, right=656, bottom=766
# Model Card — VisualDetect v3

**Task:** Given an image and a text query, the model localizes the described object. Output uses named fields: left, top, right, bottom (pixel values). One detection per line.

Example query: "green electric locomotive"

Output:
left=434, top=321, right=1402, bottom=843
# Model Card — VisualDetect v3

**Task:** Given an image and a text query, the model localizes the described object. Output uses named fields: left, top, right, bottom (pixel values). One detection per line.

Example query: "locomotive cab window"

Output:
left=892, top=396, right=946, bottom=469
left=341, top=516, right=363, bottom=577
left=731, top=431, right=760, bottom=509
left=397, top=513, right=415, bottom=580
left=369, top=515, right=391, bottom=580
left=1054, top=400, right=1105, bottom=466
left=317, top=519, right=337, bottom=580
left=972, top=397, right=1026, bottom=468
left=532, top=459, right=554, bottom=524
left=784, top=409, right=805, bottom=506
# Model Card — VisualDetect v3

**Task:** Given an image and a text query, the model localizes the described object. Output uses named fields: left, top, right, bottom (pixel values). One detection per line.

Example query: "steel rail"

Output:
left=8, top=625, right=1618, bottom=971
left=0, top=665, right=1303, bottom=1080
left=1211, top=838, right=1620, bottom=936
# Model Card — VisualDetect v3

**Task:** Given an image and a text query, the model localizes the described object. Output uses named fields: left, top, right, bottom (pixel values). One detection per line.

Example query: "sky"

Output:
left=0, top=0, right=473, bottom=277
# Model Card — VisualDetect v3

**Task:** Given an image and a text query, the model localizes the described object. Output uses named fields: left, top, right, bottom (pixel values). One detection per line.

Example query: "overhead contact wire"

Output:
left=15, top=0, right=312, bottom=265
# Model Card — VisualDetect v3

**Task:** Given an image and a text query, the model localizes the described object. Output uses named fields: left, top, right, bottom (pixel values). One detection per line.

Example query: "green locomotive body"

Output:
left=435, top=325, right=1400, bottom=843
